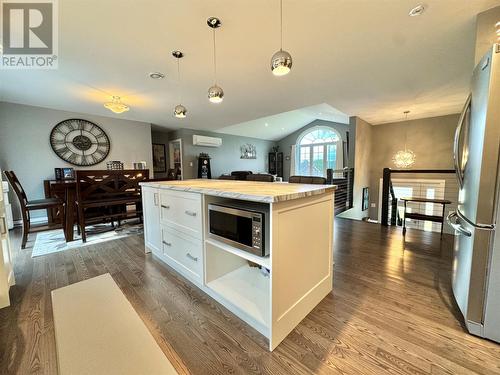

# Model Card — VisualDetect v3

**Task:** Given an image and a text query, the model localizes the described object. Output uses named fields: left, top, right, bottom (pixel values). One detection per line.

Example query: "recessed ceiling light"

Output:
left=265, top=123, right=269, bottom=127
left=149, top=72, right=165, bottom=79
left=281, top=127, right=285, bottom=131
left=408, top=4, right=425, bottom=17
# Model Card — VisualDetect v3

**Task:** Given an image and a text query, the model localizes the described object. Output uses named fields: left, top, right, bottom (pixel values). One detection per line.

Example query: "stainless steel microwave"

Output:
left=208, top=202, right=269, bottom=257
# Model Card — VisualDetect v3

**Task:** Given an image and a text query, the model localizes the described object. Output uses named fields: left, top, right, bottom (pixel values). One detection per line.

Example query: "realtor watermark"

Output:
left=1, top=0, right=58, bottom=69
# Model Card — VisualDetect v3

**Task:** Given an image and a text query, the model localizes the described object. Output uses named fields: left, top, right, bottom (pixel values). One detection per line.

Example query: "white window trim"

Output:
left=295, top=126, right=343, bottom=177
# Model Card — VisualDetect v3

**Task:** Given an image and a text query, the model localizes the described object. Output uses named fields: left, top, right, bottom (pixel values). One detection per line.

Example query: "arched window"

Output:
left=296, top=127, right=342, bottom=177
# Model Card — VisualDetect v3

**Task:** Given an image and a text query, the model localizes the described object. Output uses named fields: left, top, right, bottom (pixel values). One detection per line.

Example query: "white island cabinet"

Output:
left=141, top=179, right=336, bottom=351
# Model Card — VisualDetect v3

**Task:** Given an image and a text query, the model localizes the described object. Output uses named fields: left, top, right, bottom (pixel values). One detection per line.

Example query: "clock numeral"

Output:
left=56, top=146, right=70, bottom=155
left=67, top=153, right=78, bottom=164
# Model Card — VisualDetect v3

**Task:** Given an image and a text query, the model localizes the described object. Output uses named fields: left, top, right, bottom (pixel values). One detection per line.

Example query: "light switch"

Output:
left=189, top=162, right=193, bottom=167
left=371, top=203, right=376, bottom=208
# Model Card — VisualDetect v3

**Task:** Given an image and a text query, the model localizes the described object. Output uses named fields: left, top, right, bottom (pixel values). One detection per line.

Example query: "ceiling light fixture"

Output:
left=392, top=111, right=416, bottom=169
left=207, top=17, right=224, bottom=104
left=408, top=4, right=425, bottom=17
left=496, top=21, right=500, bottom=41
left=172, top=50, right=187, bottom=118
left=271, top=0, right=292, bottom=76
left=149, top=72, right=165, bottom=79
left=104, top=96, right=130, bottom=114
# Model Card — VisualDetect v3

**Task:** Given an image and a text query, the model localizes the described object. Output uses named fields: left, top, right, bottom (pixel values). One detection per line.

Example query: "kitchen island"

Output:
left=140, top=179, right=336, bottom=350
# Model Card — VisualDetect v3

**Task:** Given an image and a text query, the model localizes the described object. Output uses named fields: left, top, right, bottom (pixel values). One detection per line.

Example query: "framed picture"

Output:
left=169, top=138, right=183, bottom=179
left=362, top=187, right=369, bottom=211
left=152, top=143, right=166, bottom=173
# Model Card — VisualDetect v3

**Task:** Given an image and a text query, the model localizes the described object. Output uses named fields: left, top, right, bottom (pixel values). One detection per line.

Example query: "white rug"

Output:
left=52, top=273, right=178, bottom=375
left=32, top=222, right=143, bottom=258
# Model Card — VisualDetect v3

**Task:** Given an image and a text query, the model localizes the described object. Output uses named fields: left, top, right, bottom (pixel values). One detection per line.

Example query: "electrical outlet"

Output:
left=371, top=203, right=376, bottom=208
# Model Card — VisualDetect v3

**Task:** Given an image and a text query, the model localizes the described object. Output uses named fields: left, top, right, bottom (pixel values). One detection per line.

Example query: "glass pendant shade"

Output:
left=104, top=96, right=129, bottom=114
left=208, top=84, right=224, bottom=103
left=271, top=49, right=292, bottom=76
left=392, top=149, right=416, bottom=169
left=174, top=104, right=187, bottom=118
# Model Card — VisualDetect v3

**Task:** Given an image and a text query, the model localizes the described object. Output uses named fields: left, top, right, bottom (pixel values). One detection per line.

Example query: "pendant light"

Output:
left=271, top=0, right=292, bottom=76
left=207, top=17, right=224, bottom=103
left=172, top=50, right=187, bottom=118
left=392, top=111, right=416, bottom=169
left=104, top=96, right=130, bottom=114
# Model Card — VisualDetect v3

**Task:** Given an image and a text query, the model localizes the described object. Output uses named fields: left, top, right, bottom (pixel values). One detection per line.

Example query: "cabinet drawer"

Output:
left=161, top=226, right=202, bottom=282
left=160, top=190, right=202, bottom=239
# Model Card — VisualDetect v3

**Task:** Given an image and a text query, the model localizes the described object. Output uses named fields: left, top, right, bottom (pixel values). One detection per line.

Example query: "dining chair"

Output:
left=4, top=171, right=66, bottom=249
left=289, top=175, right=327, bottom=184
left=246, top=174, right=275, bottom=182
left=75, top=170, right=149, bottom=242
left=218, top=175, right=237, bottom=180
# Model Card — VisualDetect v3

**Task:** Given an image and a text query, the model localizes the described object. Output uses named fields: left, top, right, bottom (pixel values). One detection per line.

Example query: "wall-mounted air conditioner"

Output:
left=192, top=135, right=222, bottom=147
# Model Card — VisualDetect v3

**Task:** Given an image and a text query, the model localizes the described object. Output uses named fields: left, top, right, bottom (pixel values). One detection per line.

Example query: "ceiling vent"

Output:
left=193, top=135, right=222, bottom=147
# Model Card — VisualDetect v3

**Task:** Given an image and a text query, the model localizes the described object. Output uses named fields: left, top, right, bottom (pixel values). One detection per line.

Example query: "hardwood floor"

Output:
left=1, top=219, right=500, bottom=374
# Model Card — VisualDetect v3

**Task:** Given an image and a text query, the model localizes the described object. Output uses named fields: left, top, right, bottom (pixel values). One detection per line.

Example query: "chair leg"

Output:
left=21, top=211, right=29, bottom=249
left=79, top=207, right=87, bottom=243
left=60, top=204, right=68, bottom=242
left=21, top=225, right=28, bottom=249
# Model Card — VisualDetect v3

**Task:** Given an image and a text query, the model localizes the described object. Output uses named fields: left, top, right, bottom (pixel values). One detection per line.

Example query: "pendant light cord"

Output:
left=280, top=0, right=283, bottom=51
left=177, top=57, right=181, bottom=102
left=404, top=111, right=409, bottom=150
left=213, top=28, right=217, bottom=84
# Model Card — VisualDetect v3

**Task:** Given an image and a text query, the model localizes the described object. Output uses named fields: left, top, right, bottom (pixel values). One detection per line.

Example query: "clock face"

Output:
left=50, top=119, right=110, bottom=166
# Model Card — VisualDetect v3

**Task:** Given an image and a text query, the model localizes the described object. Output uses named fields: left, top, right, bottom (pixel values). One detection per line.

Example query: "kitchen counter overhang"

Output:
left=140, top=179, right=337, bottom=203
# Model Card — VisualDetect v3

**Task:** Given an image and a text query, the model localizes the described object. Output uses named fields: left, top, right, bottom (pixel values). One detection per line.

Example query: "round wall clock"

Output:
left=50, top=119, right=111, bottom=166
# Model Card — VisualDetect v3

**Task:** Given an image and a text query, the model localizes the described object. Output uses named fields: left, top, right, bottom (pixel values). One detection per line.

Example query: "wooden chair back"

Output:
left=289, top=175, right=327, bottom=185
left=246, top=174, right=274, bottom=182
left=218, top=175, right=237, bottom=180
left=75, top=170, right=149, bottom=203
left=4, top=171, right=28, bottom=208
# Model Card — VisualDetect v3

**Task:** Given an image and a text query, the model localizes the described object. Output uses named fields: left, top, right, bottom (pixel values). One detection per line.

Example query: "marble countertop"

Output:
left=141, top=179, right=337, bottom=203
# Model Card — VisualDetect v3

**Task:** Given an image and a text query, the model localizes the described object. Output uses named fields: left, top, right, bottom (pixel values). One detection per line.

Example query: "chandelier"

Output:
left=104, top=96, right=129, bottom=114
left=392, top=111, right=416, bottom=169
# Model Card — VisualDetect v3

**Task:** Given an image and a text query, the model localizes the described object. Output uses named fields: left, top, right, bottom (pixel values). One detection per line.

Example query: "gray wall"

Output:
left=339, top=116, right=372, bottom=220
left=276, top=119, right=351, bottom=181
left=368, top=114, right=460, bottom=230
left=0, top=101, right=153, bottom=220
left=163, top=128, right=276, bottom=180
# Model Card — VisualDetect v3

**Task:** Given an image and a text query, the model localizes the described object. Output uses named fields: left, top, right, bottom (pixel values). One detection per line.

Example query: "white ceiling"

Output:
left=1, top=0, right=499, bottom=139
left=215, top=103, right=349, bottom=141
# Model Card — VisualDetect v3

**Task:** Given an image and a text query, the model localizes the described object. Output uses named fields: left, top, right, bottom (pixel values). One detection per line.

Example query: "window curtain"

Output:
left=290, top=144, right=296, bottom=178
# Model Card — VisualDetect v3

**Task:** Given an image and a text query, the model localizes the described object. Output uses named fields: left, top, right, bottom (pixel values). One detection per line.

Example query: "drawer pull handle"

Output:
left=161, top=205, right=171, bottom=209
left=162, top=241, right=172, bottom=247
left=185, top=210, right=197, bottom=217
left=186, top=253, right=198, bottom=262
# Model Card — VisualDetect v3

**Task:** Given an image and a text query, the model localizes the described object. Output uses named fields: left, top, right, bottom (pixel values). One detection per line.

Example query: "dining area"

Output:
left=4, top=169, right=150, bottom=249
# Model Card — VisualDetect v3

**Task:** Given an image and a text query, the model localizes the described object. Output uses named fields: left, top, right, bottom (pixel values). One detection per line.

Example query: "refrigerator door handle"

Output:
left=447, top=211, right=472, bottom=237
left=457, top=209, right=495, bottom=231
left=454, top=94, right=471, bottom=189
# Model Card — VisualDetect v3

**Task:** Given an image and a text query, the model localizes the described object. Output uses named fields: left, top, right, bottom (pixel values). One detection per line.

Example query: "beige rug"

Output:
left=52, top=273, right=178, bottom=375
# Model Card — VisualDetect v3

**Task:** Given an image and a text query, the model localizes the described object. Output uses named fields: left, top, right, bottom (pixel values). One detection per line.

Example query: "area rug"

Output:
left=32, top=222, right=143, bottom=258
left=52, top=273, right=178, bottom=375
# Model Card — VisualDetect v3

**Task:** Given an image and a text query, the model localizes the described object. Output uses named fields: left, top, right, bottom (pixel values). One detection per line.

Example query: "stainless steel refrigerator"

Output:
left=447, top=44, right=500, bottom=343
